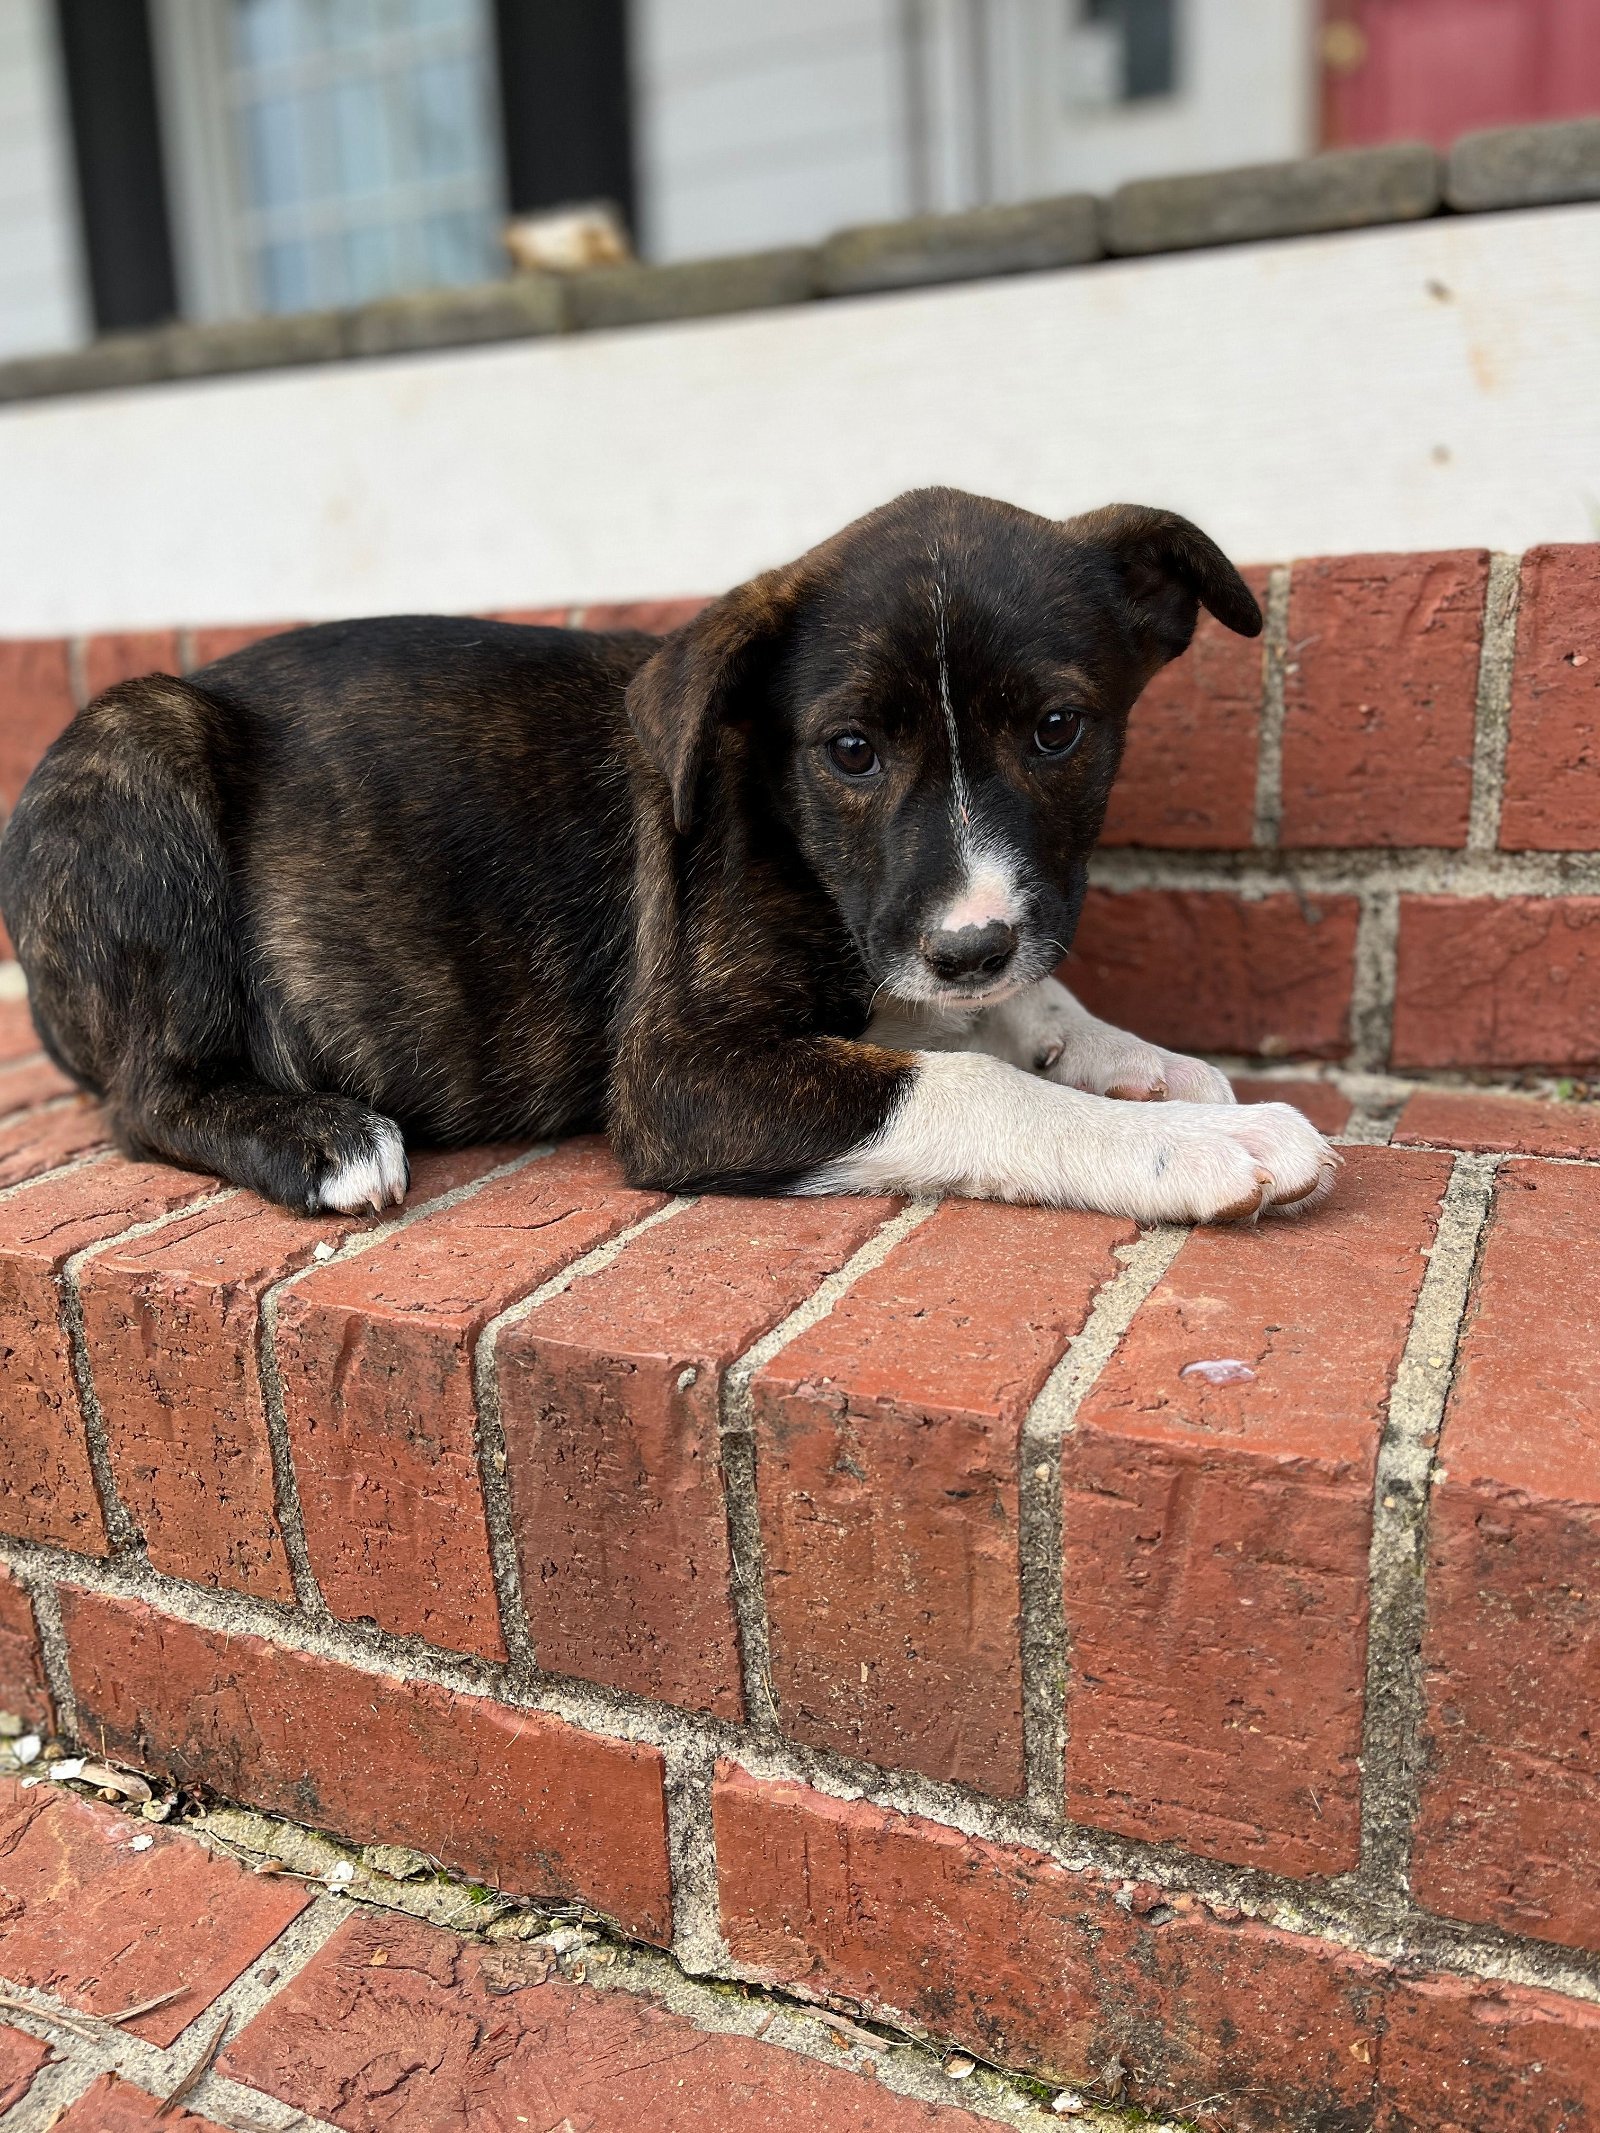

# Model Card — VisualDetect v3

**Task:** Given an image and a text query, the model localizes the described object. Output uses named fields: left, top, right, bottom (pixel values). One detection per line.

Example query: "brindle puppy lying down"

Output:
left=0, top=488, right=1337, bottom=1226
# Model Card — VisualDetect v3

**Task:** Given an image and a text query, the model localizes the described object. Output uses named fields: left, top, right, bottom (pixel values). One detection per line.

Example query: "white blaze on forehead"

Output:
left=924, top=545, right=1026, bottom=935
left=928, top=543, right=972, bottom=828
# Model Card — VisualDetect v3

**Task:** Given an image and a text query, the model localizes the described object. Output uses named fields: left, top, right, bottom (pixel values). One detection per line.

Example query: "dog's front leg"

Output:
left=962, top=976, right=1237, bottom=1106
left=802, top=1045, right=1335, bottom=1223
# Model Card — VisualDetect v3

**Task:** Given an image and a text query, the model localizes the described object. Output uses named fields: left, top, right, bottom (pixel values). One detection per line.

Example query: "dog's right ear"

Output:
left=625, top=563, right=808, bottom=834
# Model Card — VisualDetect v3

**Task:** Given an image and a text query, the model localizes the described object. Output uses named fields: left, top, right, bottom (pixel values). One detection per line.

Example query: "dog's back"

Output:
left=0, top=615, right=652, bottom=1209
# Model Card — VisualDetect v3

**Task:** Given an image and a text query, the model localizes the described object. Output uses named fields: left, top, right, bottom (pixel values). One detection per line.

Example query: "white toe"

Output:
left=315, top=1118, right=408, bottom=1214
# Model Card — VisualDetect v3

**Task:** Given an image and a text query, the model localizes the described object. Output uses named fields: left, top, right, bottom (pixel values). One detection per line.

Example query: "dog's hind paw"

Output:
left=310, top=1113, right=409, bottom=1216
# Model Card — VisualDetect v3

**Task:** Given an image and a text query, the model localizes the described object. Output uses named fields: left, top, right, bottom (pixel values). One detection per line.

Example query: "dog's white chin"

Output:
left=875, top=965, right=1047, bottom=1017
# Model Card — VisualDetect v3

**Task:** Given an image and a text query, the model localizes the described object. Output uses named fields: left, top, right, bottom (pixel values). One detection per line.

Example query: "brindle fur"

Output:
left=0, top=488, right=1259, bottom=1211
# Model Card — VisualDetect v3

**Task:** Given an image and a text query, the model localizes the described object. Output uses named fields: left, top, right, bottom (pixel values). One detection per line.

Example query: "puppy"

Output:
left=0, top=488, right=1336, bottom=1225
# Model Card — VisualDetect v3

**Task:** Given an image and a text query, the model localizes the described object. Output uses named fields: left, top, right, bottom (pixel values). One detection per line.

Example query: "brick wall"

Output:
left=3, top=546, right=1598, bottom=1072
left=4, top=557, right=1600, bottom=2126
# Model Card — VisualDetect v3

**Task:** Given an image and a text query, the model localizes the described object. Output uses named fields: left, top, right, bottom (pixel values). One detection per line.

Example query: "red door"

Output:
left=1322, top=0, right=1600, bottom=149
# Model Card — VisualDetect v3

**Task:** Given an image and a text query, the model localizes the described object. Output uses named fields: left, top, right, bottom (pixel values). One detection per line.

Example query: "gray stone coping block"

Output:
left=820, top=194, right=1101, bottom=297
left=1106, top=142, right=1440, bottom=256
left=345, top=275, right=568, bottom=356
left=1447, top=116, right=1600, bottom=212
left=0, top=279, right=568, bottom=403
left=564, top=247, right=819, bottom=331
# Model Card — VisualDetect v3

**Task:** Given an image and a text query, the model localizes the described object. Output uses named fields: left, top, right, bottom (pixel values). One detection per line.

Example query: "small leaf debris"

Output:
left=941, top=2053, right=976, bottom=2080
left=105, top=1987, right=189, bottom=2027
left=157, top=2005, right=230, bottom=2117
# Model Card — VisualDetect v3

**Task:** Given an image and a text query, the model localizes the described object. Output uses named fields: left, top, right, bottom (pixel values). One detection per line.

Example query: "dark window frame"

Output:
left=54, top=0, right=180, bottom=334
left=492, top=0, right=636, bottom=236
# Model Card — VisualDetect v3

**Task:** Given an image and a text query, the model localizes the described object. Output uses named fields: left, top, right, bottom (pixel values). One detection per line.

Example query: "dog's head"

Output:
left=626, top=487, right=1259, bottom=1010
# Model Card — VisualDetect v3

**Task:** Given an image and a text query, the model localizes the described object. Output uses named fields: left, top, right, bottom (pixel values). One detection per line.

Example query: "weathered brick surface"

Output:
left=0, top=1565, right=52, bottom=1729
left=187, top=622, right=302, bottom=668
left=61, top=1588, right=674, bottom=1942
left=82, top=630, right=183, bottom=700
left=715, top=1767, right=1374, bottom=2125
left=754, top=1201, right=1134, bottom=1795
left=1229, top=1075, right=1354, bottom=1133
left=50, top=2074, right=232, bottom=2133
left=0, top=1052, right=75, bottom=1114
left=0, top=636, right=74, bottom=812
left=498, top=1193, right=894, bottom=1716
left=0, top=2026, right=50, bottom=2115
left=0, top=1097, right=112, bottom=1189
left=276, top=1141, right=657, bottom=1659
left=576, top=597, right=708, bottom=634
left=1069, top=889, right=1360, bottom=1060
left=1099, top=566, right=1268, bottom=848
left=0, top=1773, right=308, bottom=2044
left=1378, top=1974, right=1600, bottom=2133
left=1394, top=1087, right=1600, bottom=1158
left=1280, top=550, right=1486, bottom=848
left=224, top=1906, right=997, bottom=2133
left=1500, top=544, right=1600, bottom=851
left=1392, top=896, right=1600, bottom=1069
left=716, top=1768, right=1600, bottom=2131
left=1064, top=1147, right=1449, bottom=1874
left=0, top=1158, right=218, bottom=1553
left=78, top=1148, right=496, bottom=1601
left=1414, top=1160, right=1600, bottom=1952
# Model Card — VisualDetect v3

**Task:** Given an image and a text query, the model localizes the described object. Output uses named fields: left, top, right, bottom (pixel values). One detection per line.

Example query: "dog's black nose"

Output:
left=921, top=920, right=1019, bottom=985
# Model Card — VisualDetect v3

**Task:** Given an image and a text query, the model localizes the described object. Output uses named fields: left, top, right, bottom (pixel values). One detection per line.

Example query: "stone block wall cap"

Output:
left=343, top=273, right=568, bottom=356
left=820, top=194, right=1102, bottom=297
left=1446, top=114, right=1600, bottom=212
left=1106, top=141, right=1442, bottom=256
left=564, top=247, right=820, bottom=331
left=161, top=308, right=349, bottom=379
left=0, top=331, right=169, bottom=405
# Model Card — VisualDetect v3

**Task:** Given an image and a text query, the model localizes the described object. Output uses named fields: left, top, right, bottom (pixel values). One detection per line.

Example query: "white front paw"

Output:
left=1122, top=1100, right=1339, bottom=1225
left=1041, top=1028, right=1235, bottom=1107
left=314, top=1115, right=409, bottom=1215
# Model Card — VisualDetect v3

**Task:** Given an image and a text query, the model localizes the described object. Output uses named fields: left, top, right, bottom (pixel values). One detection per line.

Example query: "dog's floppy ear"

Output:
left=1065, top=504, right=1262, bottom=671
left=625, top=562, right=808, bottom=834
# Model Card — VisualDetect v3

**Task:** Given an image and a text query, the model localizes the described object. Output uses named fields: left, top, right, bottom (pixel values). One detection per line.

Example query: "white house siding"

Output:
left=988, top=0, right=1318, bottom=204
left=633, top=0, right=911, bottom=261
left=0, top=0, right=85, bottom=358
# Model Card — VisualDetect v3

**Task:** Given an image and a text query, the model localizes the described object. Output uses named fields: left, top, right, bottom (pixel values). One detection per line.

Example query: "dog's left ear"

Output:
left=1065, top=504, right=1262, bottom=672
left=625, top=563, right=808, bottom=834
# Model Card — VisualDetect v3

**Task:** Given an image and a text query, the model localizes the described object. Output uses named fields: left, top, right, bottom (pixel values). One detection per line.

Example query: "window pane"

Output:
left=423, top=207, right=491, bottom=285
left=1080, top=0, right=1178, bottom=101
left=407, top=55, right=478, bottom=180
left=233, top=0, right=302, bottom=66
left=257, top=236, right=314, bottom=311
left=331, top=74, right=392, bottom=195
left=343, top=219, right=401, bottom=301
left=226, top=0, right=501, bottom=313
left=321, top=0, right=379, bottom=51
left=243, top=94, right=310, bottom=206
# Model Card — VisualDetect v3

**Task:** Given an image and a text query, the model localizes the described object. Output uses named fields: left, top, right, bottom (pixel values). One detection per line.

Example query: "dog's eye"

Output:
left=827, top=732, right=881, bottom=778
left=1032, top=709, right=1086, bottom=759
